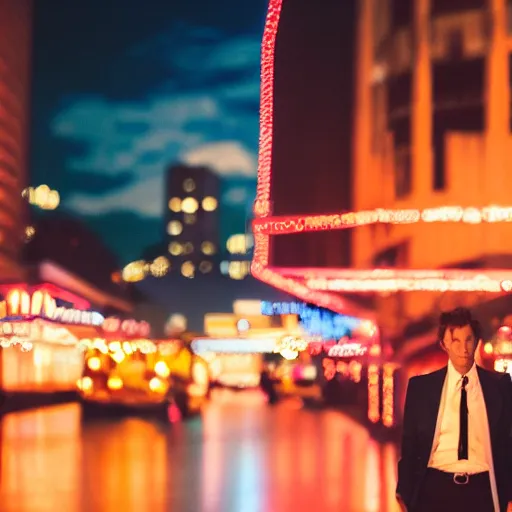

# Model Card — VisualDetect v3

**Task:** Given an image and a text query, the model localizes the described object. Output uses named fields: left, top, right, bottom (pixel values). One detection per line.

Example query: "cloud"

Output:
left=181, top=141, right=256, bottom=177
left=51, top=23, right=262, bottom=218
left=222, top=186, right=250, bottom=205
left=66, top=174, right=164, bottom=217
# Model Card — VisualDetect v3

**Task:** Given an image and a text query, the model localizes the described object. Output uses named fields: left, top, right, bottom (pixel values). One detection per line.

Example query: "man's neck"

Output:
left=450, top=360, right=475, bottom=376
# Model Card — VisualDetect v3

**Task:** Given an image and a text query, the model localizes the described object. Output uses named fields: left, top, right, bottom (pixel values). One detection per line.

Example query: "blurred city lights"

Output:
left=22, top=184, right=60, bottom=210
left=121, top=256, right=170, bottom=282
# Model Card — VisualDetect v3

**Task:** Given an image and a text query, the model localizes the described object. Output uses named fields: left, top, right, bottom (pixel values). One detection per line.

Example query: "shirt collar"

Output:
left=447, top=360, right=478, bottom=390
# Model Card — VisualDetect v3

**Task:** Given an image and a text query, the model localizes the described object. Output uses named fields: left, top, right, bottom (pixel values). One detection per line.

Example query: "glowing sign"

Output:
left=261, top=301, right=306, bottom=315
left=327, top=343, right=367, bottom=358
left=0, top=319, right=80, bottom=350
left=261, top=301, right=362, bottom=340
left=249, top=0, right=512, bottom=315
left=49, top=307, right=104, bottom=326
left=275, top=335, right=308, bottom=353
left=191, top=338, right=277, bottom=354
left=0, top=288, right=103, bottom=327
left=494, top=359, right=512, bottom=375
left=103, top=317, right=151, bottom=338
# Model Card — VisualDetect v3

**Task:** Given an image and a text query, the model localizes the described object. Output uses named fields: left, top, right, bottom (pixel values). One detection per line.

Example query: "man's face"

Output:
left=442, top=324, right=478, bottom=369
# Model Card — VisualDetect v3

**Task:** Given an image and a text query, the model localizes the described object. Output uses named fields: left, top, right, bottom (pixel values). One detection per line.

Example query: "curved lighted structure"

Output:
left=251, top=0, right=512, bottom=314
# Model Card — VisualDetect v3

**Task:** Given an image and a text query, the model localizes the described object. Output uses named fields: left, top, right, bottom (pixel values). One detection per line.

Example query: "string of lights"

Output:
left=250, top=0, right=512, bottom=303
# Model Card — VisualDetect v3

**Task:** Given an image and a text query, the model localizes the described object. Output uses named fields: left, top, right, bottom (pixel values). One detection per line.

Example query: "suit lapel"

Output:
left=477, top=366, right=502, bottom=432
left=422, top=367, right=447, bottom=454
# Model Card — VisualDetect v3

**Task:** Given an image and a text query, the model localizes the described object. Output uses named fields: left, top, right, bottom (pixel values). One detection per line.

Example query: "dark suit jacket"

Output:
left=396, top=366, right=512, bottom=512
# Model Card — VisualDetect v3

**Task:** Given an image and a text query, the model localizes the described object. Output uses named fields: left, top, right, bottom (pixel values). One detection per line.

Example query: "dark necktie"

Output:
left=458, top=375, right=469, bottom=460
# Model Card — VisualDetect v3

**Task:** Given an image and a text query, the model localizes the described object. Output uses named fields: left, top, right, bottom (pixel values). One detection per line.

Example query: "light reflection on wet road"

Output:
left=0, top=391, right=400, bottom=512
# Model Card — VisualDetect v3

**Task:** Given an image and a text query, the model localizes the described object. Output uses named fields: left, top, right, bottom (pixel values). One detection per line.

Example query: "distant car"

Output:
left=77, top=338, right=210, bottom=421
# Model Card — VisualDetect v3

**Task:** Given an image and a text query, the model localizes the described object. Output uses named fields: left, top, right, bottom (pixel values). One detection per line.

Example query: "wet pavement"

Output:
left=0, top=390, right=400, bottom=512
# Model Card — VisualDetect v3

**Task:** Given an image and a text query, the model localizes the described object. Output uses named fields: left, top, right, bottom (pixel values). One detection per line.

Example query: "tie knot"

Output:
left=462, top=375, right=468, bottom=388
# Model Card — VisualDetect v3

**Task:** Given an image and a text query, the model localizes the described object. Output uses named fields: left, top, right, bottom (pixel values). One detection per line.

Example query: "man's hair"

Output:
left=437, top=307, right=482, bottom=344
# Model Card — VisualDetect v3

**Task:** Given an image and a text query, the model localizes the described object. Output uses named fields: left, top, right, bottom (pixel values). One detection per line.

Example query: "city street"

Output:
left=0, top=391, right=400, bottom=512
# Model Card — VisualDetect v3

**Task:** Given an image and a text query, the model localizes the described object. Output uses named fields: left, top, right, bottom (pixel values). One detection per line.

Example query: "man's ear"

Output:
left=439, top=339, right=447, bottom=353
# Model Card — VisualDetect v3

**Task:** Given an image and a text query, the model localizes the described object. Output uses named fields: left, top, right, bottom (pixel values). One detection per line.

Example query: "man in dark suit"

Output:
left=396, top=307, right=512, bottom=512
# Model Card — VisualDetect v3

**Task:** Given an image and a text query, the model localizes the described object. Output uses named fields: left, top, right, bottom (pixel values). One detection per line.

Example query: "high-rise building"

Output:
left=352, top=0, right=512, bottom=339
left=0, top=0, right=32, bottom=281
left=165, top=164, right=220, bottom=279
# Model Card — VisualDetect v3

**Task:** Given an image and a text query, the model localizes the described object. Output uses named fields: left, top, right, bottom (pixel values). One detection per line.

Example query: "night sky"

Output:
left=30, top=0, right=267, bottom=265
left=28, top=0, right=356, bottom=330
left=29, top=0, right=355, bottom=269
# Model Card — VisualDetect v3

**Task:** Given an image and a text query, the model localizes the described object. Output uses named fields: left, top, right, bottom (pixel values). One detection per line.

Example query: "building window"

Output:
left=181, top=197, right=199, bottom=214
left=183, top=178, right=196, bottom=192
left=431, top=0, right=485, bottom=17
left=394, top=146, right=411, bottom=198
left=184, top=213, right=196, bottom=225
left=387, top=73, right=412, bottom=122
left=433, top=58, right=484, bottom=108
left=390, top=0, right=412, bottom=28
left=372, top=241, right=409, bottom=268
left=446, top=29, right=464, bottom=61
left=372, top=85, right=386, bottom=153
left=508, top=1, right=512, bottom=34
left=202, top=196, right=218, bottom=212
left=168, top=197, right=181, bottom=212
left=167, top=221, right=183, bottom=236
left=433, top=133, right=446, bottom=191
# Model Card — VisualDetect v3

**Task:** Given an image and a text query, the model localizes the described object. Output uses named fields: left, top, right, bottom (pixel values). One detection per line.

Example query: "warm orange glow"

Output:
left=107, top=376, right=123, bottom=390
left=154, top=360, right=171, bottom=378
left=382, top=364, right=395, bottom=428
left=251, top=0, right=512, bottom=325
left=367, top=363, right=380, bottom=423
left=87, top=357, right=101, bottom=371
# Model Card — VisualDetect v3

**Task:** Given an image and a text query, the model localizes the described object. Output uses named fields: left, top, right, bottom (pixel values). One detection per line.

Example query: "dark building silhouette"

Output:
left=269, top=0, right=355, bottom=270
left=0, top=0, right=32, bottom=281
left=165, top=164, right=221, bottom=278
left=24, top=213, right=136, bottom=306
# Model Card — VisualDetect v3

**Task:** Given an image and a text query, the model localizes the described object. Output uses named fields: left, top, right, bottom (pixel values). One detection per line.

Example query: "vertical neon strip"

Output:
left=367, top=363, right=380, bottom=423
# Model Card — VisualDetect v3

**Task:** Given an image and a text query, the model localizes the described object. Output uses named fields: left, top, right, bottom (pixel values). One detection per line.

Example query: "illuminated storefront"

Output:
left=259, top=301, right=401, bottom=426
left=479, top=323, right=512, bottom=376
left=78, top=321, right=210, bottom=418
left=0, top=285, right=103, bottom=393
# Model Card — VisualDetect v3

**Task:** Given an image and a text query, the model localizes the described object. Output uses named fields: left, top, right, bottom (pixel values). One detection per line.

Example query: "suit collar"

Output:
left=476, top=366, right=503, bottom=430
left=421, top=367, right=447, bottom=448
left=424, top=365, right=502, bottom=430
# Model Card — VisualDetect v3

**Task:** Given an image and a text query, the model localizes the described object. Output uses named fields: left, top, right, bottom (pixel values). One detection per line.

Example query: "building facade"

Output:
left=353, top=0, right=512, bottom=340
left=0, top=0, right=32, bottom=282
left=166, top=164, right=220, bottom=278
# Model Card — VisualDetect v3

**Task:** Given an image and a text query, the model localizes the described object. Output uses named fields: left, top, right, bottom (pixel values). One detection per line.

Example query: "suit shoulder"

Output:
left=478, top=366, right=511, bottom=382
left=409, top=367, right=446, bottom=382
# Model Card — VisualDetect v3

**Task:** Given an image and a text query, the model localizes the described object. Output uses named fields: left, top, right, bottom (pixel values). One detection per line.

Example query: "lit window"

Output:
left=181, top=261, right=195, bottom=278
left=228, top=261, right=251, bottom=280
left=168, top=197, right=181, bottom=212
left=181, top=197, right=199, bottom=214
left=201, top=241, right=216, bottom=255
left=226, top=234, right=248, bottom=254
left=184, top=213, right=196, bottom=224
left=150, top=256, right=170, bottom=277
left=220, top=261, right=229, bottom=275
left=202, top=196, right=218, bottom=212
left=183, top=178, right=196, bottom=193
left=167, top=221, right=183, bottom=236
left=183, top=242, right=194, bottom=255
left=168, top=242, right=183, bottom=256
left=199, top=261, right=213, bottom=274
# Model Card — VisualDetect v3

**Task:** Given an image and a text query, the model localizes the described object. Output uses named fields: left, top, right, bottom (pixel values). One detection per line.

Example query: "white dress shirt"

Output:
left=428, top=361, right=500, bottom=512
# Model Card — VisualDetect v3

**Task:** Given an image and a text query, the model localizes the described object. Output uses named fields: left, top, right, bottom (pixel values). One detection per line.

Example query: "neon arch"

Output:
left=250, top=0, right=512, bottom=316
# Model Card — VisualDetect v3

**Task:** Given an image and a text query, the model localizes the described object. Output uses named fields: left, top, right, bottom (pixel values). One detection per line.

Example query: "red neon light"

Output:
left=0, top=283, right=91, bottom=310
left=251, top=0, right=512, bottom=307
